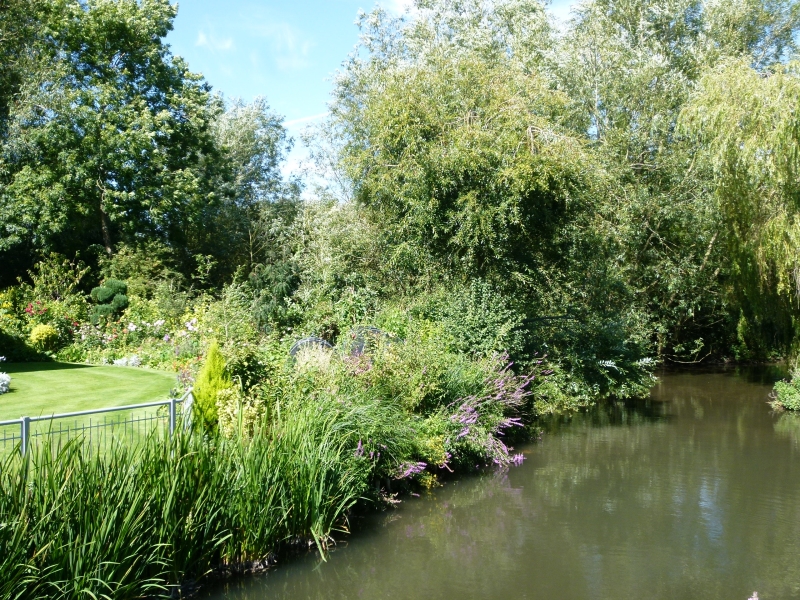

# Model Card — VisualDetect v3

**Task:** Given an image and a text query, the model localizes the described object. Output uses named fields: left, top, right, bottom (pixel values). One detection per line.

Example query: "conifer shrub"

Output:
left=90, top=279, right=129, bottom=323
left=193, top=341, right=231, bottom=430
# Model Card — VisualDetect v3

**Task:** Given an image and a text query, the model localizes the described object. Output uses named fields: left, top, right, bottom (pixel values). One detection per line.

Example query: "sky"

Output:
left=166, top=0, right=575, bottom=167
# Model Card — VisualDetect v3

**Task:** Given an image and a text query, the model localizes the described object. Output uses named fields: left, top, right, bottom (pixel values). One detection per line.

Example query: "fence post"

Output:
left=169, top=397, right=177, bottom=436
left=183, top=391, right=194, bottom=431
left=20, top=416, right=30, bottom=456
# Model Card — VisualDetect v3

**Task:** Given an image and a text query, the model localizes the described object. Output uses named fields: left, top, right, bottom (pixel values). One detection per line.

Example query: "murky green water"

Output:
left=207, top=370, right=800, bottom=600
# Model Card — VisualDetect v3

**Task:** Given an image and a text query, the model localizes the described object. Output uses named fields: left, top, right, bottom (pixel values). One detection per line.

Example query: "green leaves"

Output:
left=0, top=0, right=221, bottom=261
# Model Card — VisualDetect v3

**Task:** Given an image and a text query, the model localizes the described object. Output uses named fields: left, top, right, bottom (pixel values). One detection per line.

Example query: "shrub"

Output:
left=193, top=341, right=231, bottom=429
left=90, top=279, right=129, bottom=324
left=0, top=373, right=9, bottom=394
left=772, top=373, right=800, bottom=410
left=435, top=280, right=526, bottom=359
left=28, top=324, right=59, bottom=352
left=0, top=328, right=46, bottom=362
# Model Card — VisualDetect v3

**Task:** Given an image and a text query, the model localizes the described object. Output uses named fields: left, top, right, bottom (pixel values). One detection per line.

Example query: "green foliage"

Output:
left=434, top=280, right=526, bottom=359
left=193, top=341, right=231, bottom=429
left=28, top=324, right=59, bottom=352
left=773, top=373, right=800, bottom=411
left=332, top=47, right=600, bottom=284
left=89, top=279, right=129, bottom=324
left=681, top=59, right=800, bottom=357
left=0, top=1, right=295, bottom=287
left=0, top=0, right=221, bottom=262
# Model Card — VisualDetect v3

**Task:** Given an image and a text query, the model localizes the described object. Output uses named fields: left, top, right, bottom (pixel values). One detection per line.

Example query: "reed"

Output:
left=0, top=391, right=411, bottom=599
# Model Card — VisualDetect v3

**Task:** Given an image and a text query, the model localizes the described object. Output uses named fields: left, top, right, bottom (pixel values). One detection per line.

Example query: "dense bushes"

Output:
left=0, top=319, right=541, bottom=597
left=772, top=373, right=800, bottom=411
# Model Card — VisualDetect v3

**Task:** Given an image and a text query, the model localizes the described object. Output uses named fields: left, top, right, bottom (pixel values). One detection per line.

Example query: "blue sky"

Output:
left=167, top=1, right=575, bottom=124
left=166, top=0, right=575, bottom=173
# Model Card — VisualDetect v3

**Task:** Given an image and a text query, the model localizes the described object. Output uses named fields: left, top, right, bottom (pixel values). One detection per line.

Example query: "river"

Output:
left=206, top=369, right=800, bottom=600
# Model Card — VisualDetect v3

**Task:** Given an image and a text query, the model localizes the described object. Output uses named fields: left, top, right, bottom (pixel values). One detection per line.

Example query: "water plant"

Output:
left=0, top=387, right=412, bottom=599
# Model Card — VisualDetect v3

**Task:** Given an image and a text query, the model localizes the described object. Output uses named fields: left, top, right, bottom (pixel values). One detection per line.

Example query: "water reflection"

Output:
left=207, top=371, right=800, bottom=600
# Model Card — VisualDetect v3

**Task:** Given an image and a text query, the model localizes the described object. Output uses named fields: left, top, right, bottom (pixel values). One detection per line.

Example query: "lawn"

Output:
left=0, top=362, right=177, bottom=421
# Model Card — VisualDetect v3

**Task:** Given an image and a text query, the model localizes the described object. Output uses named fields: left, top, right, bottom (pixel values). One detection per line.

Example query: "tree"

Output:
left=551, top=0, right=800, bottom=361
left=328, top=2, right=595, bottom=286
left=313, top=0, right=655, bottom=399
left=0, top=0, right=222, bottom=279
left=681, top=59, right=800, bottom=355
left=206, top=97, right=300, bottom=279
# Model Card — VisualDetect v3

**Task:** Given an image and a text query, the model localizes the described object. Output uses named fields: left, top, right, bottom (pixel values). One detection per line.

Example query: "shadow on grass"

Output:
left=2, top=362, right=95, bottom=375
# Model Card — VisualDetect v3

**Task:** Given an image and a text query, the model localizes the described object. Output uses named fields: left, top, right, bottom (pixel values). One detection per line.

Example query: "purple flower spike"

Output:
left=395, top=462, right=427, bottom=479
left=354, top=439, right=364, bottom=458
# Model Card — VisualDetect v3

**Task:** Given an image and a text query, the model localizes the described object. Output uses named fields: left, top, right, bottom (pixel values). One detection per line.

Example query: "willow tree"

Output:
left=552, top=0, right=800, bottom=361
left=681, top=59, right=800, bottom=355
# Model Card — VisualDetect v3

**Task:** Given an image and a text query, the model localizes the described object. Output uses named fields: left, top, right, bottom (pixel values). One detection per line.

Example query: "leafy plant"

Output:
left=90, top=279, right=129, bottom=324
left=193, top=340, right=232, bottom=429
left=772, top=373, right=800, bottom=411
left=28, top=323, right=58, bottom=352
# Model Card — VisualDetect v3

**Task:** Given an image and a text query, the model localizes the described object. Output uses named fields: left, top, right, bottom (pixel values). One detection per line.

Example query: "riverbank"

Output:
left=202, top=370, right=796, bottom=600
left=0, top=335, right=545, bottom=598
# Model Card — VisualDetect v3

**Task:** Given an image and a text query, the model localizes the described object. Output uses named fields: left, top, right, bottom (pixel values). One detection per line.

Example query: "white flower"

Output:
left=127, top=323, right=137, bottom=332
left=0, top=372, right=11, bottom=394
left=0, top=356, right=6, bottom=362
left=154, top=319, right=165, bottom=328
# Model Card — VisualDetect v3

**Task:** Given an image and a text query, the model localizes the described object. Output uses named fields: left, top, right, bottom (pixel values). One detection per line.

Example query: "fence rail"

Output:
left=0, top=389, right=194, bottom=455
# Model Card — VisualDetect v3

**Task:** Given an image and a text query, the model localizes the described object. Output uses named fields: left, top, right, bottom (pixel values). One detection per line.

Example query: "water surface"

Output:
left=208, top=370, right=800, bottom=600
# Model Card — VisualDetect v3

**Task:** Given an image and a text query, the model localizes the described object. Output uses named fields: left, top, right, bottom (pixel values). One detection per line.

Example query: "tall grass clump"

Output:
left=0, top=389, right=414, bottom=599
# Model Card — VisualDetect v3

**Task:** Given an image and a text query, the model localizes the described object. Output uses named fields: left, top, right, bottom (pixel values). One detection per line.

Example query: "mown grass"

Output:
left=0, top=362, right=176, bottom=420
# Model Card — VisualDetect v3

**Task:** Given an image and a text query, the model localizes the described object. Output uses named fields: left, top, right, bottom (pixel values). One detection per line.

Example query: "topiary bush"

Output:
left=90, top=279, right=128, bottom=324
left=193, top=341, right=232, bottom=430
left=29, top=323, right=59, bottom=352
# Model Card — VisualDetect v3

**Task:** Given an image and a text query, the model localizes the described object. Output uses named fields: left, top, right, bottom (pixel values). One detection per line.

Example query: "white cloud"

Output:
left=195, top=30, right=234, bottom=51
left=284, top=112, right=329, bottom=128
left=250, top=22, right=313, bottom=70
left=385, top=0, right=416, bottom=14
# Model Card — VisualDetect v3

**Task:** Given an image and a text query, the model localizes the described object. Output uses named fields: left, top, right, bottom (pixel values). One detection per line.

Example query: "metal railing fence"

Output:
left=0, top=389, right=194, bottom=455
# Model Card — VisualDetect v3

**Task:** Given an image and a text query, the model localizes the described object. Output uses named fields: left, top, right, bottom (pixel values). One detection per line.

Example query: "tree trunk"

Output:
left=100, top=204, right=112, bottom=255
left=97, top=177, right=112, bottom=255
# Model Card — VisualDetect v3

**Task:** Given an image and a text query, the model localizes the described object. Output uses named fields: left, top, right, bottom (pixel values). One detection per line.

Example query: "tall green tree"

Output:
left=313, top=0, right=655, bottom=398
left=0, top=0, right=222, bottom=280
left=552, top=0, right=800, bottom=361
left=681, top=59, right=800, bottom=356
